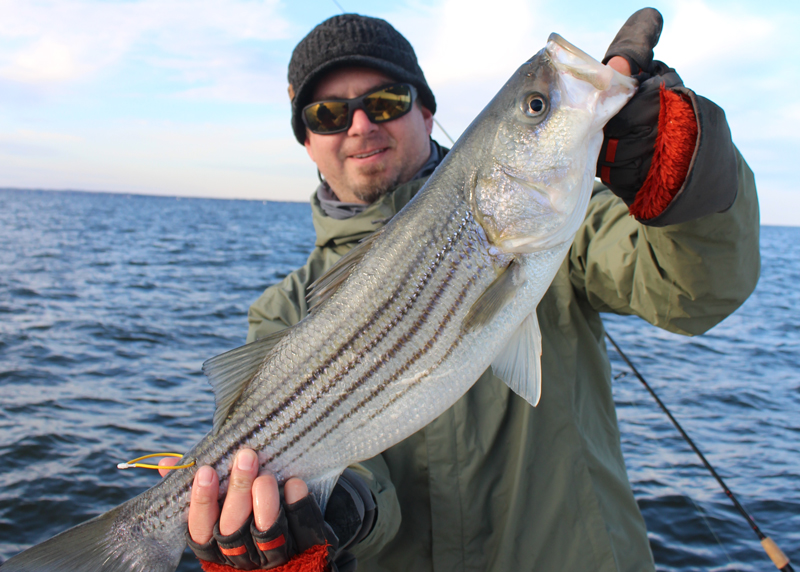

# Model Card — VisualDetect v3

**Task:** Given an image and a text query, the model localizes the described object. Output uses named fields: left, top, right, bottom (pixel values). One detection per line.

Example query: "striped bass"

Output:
left=2, top=33, right=636, bottom=571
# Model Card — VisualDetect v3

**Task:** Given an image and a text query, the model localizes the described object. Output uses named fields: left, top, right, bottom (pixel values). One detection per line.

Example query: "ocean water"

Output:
left=0, top=188, right=797, bottom=571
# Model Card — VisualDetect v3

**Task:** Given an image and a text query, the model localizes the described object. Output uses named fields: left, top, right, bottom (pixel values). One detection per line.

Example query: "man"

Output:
left=166, top=10, right=760, bottom=572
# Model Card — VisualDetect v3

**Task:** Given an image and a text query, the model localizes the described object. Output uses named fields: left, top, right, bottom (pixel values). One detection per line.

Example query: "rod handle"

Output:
left=761, top=537, right=791, bottom=569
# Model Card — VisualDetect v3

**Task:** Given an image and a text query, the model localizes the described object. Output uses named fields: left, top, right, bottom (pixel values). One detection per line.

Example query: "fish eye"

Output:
left=521, top=92, right=548, bottom=119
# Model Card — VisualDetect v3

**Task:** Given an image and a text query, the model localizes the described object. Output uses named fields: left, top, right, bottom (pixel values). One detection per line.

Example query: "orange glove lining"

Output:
left=199, top=543, right=331, bottom=572
left=629, top=84, right=698, bottom=220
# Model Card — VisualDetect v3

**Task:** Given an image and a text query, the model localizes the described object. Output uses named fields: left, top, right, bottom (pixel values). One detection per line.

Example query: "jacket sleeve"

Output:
left=347, top=457, right=402, bottom=560
left=638, top=88, right=741, bottom=226
left=568, top=146, right=760, bottom=336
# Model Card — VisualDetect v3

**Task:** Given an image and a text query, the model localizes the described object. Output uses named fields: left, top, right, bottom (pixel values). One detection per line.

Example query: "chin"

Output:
left=352, top=175, right=398, bottom=204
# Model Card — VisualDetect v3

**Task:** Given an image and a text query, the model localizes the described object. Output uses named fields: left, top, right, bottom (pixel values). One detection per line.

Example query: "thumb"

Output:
left=607, top=56, right=632, bottom=77
left=603, top=8, right=663, bottom=74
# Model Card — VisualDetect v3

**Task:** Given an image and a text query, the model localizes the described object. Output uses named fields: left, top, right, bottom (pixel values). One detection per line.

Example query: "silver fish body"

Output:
left=2, top=34, right=635, bottom=572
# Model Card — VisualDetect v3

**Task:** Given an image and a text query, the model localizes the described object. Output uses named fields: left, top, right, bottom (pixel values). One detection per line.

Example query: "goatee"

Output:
left=352, top=168, right=402, bottom=204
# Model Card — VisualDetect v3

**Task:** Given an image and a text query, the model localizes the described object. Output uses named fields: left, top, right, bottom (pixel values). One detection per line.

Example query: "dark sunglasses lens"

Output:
left=364, top=85, right=413, bottom=123
left=304, top=101, right=350, bottom=133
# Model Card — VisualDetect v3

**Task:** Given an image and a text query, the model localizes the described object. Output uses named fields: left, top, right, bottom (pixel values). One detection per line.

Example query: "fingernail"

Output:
left=197, top=466, right=214, bottom=487
left=237, top=450, right=256, bottom=471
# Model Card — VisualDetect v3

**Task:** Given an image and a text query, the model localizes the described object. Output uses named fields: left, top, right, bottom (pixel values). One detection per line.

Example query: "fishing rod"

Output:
left=605, top=332, right=794, bottom=572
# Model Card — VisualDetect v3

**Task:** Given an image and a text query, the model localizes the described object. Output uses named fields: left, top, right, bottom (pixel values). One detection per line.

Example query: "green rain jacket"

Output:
left=246, top=150, right=759, bottom=572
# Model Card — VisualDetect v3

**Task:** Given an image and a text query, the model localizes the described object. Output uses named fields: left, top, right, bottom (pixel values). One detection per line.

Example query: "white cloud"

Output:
left=0, top=0, right=291, bottom=93
left=379, top=0, right=557, bottom=141
left=656, top=0, right=775, bottom=72
left=6, top=38, right=78, bottom=82
left=416, top=0, right=541, bottom=85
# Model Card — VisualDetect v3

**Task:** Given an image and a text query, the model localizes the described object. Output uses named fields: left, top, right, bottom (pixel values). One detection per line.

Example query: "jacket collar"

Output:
left=310, top=140, right=448, bottom=247
left=311, top=176, right=428, bottom=247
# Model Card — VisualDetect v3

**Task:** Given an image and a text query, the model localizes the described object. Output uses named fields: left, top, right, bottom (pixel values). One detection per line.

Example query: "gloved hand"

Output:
left=186, top=468, right=376, bottom=572
left=597, top=8, right=739, bottom=225
left=161, top=450, right=376, bottom=572
left=186, top=494, right=337, bottom=571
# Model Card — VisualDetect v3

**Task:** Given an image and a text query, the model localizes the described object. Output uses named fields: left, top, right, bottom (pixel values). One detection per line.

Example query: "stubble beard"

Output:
left=349, top=164, right=403, bottom=204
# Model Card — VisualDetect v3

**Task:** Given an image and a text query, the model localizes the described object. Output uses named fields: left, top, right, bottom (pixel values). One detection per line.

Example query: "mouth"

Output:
left=350, top=148, right=387, bottom=159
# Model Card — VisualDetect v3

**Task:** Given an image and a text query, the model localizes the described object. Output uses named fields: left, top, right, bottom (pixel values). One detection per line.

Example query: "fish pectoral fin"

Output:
left=203, top=330, right=291, bottom=433
left=462, top=260, right=525, bottom=333
left=307, top=228, right=386, bottom=313
left=491, top=311, right=543, bottom=407
left=306, top=469, right=345, bottom=515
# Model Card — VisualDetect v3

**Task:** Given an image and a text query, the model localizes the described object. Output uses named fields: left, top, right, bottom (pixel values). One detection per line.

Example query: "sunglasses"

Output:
left=302, top=83, right=418, bottom=135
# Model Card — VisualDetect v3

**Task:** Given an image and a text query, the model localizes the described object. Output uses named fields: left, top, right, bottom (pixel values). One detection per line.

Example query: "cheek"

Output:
left=386, top=117, right=426, bottom=155
left=305, top=135, right=343, bottom=168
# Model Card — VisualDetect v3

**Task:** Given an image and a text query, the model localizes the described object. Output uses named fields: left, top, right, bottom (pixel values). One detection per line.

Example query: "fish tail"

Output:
left=1, top=493, right=186, bottom=572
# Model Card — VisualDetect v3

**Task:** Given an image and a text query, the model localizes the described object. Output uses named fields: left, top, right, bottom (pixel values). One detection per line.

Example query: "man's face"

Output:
left=304, top=67, right=434, bottom=204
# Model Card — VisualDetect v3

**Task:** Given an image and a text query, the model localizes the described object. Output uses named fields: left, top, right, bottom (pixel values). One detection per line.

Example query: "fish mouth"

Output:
left=546, top=32, right=637, bottom=96
left=546, top=33, right=615, bottom=91
left=544, top=32, right=637, bottom=129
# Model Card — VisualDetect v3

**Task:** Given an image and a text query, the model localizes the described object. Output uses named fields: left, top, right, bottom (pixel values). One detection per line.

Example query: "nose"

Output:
left=348, top=108, right=378, bottom=136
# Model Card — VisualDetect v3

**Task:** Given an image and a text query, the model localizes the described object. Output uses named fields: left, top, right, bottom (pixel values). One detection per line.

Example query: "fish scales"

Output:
left=2, top=34, right=636, bottom=571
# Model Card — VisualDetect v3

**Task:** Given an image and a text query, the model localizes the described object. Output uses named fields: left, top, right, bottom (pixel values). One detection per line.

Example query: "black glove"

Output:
left=596, top=7, right=671, bottom=205
left=596, top=7, right=739, bottom=226
left=187, top=469, right=376, bottom=572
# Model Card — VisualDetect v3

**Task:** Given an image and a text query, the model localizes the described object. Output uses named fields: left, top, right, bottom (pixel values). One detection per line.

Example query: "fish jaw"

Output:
left=469, top=34, right=637, bottom=254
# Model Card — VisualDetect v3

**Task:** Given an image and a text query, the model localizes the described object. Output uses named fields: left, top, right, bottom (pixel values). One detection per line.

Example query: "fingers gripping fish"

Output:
left=2, top=34, right=635, bottom=572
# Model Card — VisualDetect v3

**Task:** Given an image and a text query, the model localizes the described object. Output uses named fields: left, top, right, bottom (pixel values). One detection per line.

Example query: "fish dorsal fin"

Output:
left=462, top=259, right=525, bottom=333
left=492, top=312, right=543, bottom=406
left=307, top=228, right=385, bottom=313
left=202, top=330, right=290, bottom=433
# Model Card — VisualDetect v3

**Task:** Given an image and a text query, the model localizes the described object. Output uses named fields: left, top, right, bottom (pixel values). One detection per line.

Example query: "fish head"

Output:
left=469, top=33, right=637, bottom=253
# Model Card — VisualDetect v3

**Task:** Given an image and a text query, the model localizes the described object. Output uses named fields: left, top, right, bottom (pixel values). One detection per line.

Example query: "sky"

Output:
left=1, top=0, right=798, bottom=225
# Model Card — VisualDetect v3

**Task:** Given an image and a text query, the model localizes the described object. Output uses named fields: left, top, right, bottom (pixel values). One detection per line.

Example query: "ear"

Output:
left=421, top=105, right=434, bottom=136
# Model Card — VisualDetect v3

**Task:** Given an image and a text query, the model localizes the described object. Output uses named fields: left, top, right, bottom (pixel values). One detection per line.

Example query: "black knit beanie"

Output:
left=288, top=13, right=436, bottom=144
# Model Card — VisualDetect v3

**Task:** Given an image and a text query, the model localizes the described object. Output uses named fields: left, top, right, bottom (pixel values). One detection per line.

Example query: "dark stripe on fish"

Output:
left=297, top=264, right=479, bottom=459
left=266, top=248, right=471, bottom=465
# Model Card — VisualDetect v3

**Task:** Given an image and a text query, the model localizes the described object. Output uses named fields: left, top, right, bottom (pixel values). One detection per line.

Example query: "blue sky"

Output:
left=1, top=0, right=798, bottom=225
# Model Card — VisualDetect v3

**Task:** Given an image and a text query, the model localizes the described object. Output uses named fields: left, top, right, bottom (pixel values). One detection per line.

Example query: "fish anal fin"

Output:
left=491, top=311, right=543, bottom=407
left=305, top=470, right=344, bottom=515
left=307, top=229, right=385, bottom=313
left=203, top=330, right=291, bottom=433
left=462, top=259, right=525, bottom=333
